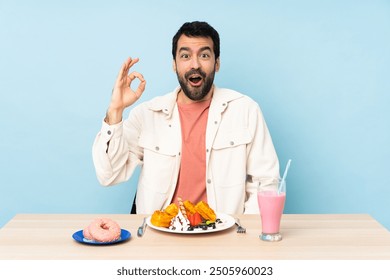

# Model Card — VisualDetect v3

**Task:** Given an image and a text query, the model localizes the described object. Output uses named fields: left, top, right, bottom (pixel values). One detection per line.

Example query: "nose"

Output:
left=190, top=56, right=200, bottom=69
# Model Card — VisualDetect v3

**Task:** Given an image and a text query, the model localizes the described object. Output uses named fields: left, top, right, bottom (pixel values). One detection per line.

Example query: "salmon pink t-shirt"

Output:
left=171, top=99, right=211, bottom=205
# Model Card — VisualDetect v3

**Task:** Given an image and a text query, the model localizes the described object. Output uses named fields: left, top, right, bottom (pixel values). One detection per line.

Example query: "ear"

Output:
left=172, top=60, right=177, bottom=72
left=215, top=58, right=220, bottom=72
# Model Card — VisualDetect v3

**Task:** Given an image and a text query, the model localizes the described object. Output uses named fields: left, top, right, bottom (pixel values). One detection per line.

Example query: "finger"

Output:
left=123, top=57, right=136, bottom=77
left=115, top=57, right=132, bottom=84
left=128, top=72, right=146, bottom=97
left=117, top=57, right=139, bottom=80
left=135, top=79, right=146, bottom=98
left=128, top=57, right=139, bottom=69
left=128, top=71, right=144, bottom=82
left=123, top=57, right=139, bottom=76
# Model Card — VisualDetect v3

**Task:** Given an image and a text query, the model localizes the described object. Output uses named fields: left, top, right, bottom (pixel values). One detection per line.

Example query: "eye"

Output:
left=180, top=53, right=190, bottom=59
left=200, top=53, right=210, bottom=59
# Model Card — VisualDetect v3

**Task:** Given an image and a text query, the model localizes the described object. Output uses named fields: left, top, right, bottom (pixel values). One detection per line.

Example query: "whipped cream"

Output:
left=169, top=210, right=190, bottom=231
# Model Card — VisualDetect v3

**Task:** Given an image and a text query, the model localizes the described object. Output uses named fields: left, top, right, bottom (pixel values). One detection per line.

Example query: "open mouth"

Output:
left=188, top=74, right=203, bottom=87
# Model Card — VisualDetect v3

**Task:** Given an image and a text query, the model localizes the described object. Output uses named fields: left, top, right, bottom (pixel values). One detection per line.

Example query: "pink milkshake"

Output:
left=257, top=190, right=286, bottom=241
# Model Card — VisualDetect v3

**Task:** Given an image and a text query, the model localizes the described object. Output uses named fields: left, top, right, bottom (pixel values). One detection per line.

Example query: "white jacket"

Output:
left=92, top=87, right=279, bottom=214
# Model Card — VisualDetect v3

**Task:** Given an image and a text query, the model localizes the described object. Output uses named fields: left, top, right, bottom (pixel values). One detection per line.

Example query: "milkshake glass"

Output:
left=257, top=178, right=286, bottom=241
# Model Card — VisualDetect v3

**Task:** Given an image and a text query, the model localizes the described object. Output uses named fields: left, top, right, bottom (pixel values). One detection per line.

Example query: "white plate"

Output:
left=146, top=213, right=235, bottom=234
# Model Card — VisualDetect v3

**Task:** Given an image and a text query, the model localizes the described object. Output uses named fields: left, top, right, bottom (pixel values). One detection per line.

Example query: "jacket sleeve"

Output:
left=92, top=108, right=143, bottom=186
left=244, top=102, right=280, bottom=213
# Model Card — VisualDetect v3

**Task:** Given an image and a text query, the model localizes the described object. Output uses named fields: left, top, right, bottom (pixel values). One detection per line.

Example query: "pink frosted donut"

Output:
left=82, top=226, right=93, bottom=240
left=85, top=218, right=121, bottom=242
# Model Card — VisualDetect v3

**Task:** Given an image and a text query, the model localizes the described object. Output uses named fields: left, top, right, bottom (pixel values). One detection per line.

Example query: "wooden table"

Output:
left=0, top=214, right=389, bottom=260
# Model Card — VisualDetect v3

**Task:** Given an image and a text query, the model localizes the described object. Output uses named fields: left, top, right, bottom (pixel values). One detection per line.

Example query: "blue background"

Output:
left=1, top=0, right=389, bottom=230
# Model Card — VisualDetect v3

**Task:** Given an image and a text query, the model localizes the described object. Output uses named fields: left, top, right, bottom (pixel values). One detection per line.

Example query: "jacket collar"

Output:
left=147, top=86, right=243, bottom=117
left=211, top=87, right=243, bottom=113
left=147, top=87, right=180, bottom=118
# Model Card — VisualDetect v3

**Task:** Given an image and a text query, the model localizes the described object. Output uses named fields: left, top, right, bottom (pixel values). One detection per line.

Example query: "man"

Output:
left=92, top=21, right=279, bottom=214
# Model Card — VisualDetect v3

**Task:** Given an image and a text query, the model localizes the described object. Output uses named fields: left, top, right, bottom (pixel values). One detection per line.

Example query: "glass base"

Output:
left=259, top=232, right=282, bottom=242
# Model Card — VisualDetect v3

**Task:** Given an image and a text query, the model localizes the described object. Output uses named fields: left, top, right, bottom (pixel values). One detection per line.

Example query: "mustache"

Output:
left=185, top=69, right=206, bottom=79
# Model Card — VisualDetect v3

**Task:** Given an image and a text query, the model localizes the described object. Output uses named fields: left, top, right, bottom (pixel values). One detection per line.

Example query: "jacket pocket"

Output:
left=212, top=128, right=252, bottom=150
left=138, top=130, right=178, bottom=194
left=210, top=128, right=252, bottom=188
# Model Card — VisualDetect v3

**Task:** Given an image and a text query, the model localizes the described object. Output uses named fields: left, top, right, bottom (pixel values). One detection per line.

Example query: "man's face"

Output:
left=173, top=35, right=220, bottom=102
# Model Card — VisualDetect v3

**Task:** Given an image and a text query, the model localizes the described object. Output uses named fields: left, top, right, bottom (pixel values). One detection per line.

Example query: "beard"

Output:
left=176, top=67, right=216, bottom=101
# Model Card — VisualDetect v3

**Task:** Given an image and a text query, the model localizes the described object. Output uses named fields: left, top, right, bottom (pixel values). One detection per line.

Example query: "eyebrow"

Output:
left=178, top=46, right=212, bottom=53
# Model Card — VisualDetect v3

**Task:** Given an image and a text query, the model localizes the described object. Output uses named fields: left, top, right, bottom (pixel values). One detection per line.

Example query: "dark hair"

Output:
left=172, top=21, right=220, bottom=60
